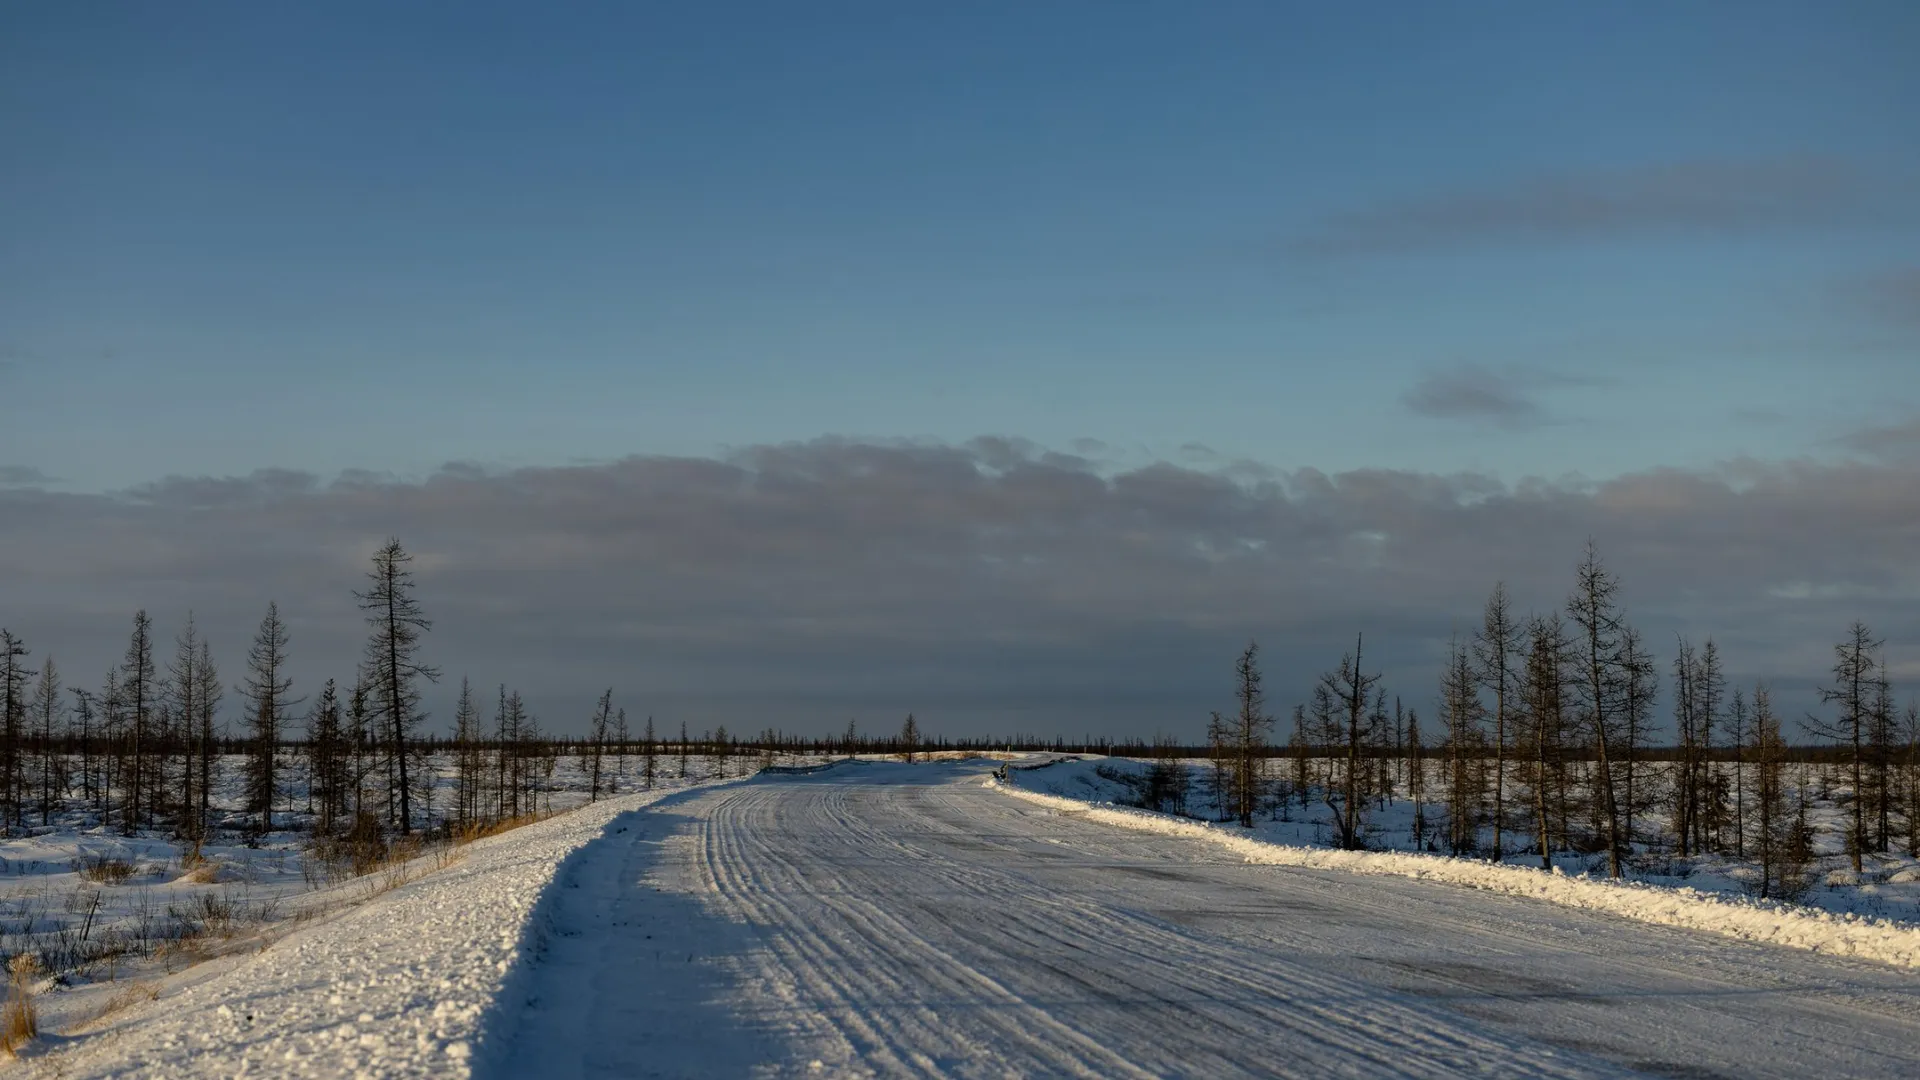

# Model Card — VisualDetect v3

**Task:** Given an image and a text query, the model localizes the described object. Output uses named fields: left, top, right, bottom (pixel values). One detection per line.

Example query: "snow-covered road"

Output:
left=487, top=761, right=1920, bottom=1079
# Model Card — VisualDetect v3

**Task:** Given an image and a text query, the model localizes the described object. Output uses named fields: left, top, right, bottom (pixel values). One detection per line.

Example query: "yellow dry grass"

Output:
left=3, top=954, right=41, bottom=1056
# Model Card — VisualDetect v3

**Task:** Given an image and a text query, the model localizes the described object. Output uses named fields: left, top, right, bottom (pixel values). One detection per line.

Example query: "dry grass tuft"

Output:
left=74, top=855, right=135, bottom=885
left=3, top=953, right=41, bottom=1056
left=73, top=979, right=161, bottom=1033
left=182, top=862, right=224, bottom=885
left=453, top=809, right=554, bottom=846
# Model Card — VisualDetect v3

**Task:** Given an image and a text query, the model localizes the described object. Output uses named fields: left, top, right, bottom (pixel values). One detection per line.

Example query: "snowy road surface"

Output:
left=488, top=762, right=1920, bottom=1079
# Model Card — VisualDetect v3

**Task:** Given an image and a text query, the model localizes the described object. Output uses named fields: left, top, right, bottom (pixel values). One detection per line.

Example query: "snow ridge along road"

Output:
left=988, top=776, right=1920, bottom=970
left=496, top=761, right=1918, bottom=1079
left=26, top=783, right=733, bottom=1079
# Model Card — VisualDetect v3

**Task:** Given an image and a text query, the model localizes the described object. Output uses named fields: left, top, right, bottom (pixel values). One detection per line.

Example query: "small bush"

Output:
left=74, top=856, right=135, bottom=885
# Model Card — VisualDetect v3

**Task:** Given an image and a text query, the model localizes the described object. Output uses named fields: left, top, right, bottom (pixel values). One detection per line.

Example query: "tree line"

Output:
left=0, top=540, right=1010, bottom=844
left=0, top=540, right=443, bottom=841
left=1193, top=542, right=1919, bottom=893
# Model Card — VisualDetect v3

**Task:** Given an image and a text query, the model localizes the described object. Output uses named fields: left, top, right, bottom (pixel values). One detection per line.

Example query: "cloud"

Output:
left=1731, top=408, right=1788, bottom=427
left=0, top=466, right=56, bottom=488
left=1296, top=157, right=1891, bottom=257
left=3, top=440, right=1916, bottom=739
left=1838, top=416, right=1920, bottom=462
left=1843, top=265, right=1920, bottom=331
left=1402, top=364, right=1588, bottom=429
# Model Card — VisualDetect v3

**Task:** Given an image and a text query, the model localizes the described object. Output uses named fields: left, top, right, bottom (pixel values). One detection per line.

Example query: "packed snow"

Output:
left=15, top=758, right=1920, bottom=1077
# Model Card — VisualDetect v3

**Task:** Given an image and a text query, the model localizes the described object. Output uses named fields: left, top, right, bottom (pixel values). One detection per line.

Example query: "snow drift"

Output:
left=988, top=777, right=1920, bottom=970
left=27, top=785, right=720, bottom=1079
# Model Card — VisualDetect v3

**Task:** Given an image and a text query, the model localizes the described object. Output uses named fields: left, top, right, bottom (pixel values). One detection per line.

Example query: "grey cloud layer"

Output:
left=1840, top=417, right=1920, bottom=462
left=1401, top=364, right=1591, bottom=429
left=3, top=438, right=1916, bottom=737
left=1296, top=157, right=1892, bottom=256
left=0, top=467, right=53, bottom=487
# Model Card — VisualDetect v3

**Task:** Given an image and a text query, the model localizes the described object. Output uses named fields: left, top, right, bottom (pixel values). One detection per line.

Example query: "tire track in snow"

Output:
left=698, top=782, right=1152, bottom=1078
left=495, top=764, right=1920, bottom=1079
left=678, top=774, right=1620, bottom=1078
left=790, top=781, right=1622, bottom=1078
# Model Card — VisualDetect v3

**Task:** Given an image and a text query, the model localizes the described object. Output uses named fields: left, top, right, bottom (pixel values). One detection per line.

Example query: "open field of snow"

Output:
left=16, top=758, right=1920, bottom=1077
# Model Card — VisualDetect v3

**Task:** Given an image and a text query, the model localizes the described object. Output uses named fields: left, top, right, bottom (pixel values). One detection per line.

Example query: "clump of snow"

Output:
left=988, top=775, right=1920, bottom=971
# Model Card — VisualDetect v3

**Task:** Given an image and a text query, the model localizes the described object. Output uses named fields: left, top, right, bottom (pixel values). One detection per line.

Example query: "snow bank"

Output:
left=988, top=778, right=1920, bottom=971
left=759, top=758, right=853, bottom=775
left=30, top=784, right=722, bottom=1079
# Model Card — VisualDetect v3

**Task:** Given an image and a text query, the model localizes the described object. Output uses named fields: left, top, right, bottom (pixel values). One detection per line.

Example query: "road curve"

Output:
left=490, top=762, right=1920, bottom=1079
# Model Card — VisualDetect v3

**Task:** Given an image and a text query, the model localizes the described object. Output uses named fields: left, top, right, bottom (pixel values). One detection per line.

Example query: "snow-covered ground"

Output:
left=0, top=751, right=748, bottom=1073
left=16, top=758, right=1920, bottom=1077
left=1012, top=756, right=1920, bottom=926
left=992, top=765, right=1920, bottom=970
left=14, top=774, right=737, bottom=1077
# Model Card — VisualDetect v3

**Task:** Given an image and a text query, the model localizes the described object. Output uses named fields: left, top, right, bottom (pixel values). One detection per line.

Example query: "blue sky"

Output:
left=3, top=3, right=1920, bottom=737
left=5, top=2, right=1915, bottom=492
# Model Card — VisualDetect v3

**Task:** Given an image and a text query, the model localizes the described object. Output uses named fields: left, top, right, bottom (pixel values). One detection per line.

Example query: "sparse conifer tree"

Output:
left=305, top=680, right=346, bottom=834
left=238, top=603, right=296, bottom=835
left=1521, top=614, right=1570, bottom=870
left=0, top=630, right=32, bottom=828
left=1473, top=584, right=1520, bottom=860
left=1406, top=707, right=1427, bottom=850
left=612, top=708, right=629, bottom=793
left=30, top=659, right=61, bottom=827
left=1746, top=685, right=1796, bottom=898
left=356, top=539, right=439, bottom=834
left=642, top=715, right=657, bottom=790
left=194, top=638, right=220, bottom=838
left=119, top=611, right=156, bottom=833
left=1208, top=642, right=1271, bottom=828
left=1316, top=635, right=1380, bottom=850
left=1805, top=621, right=1881, bottom=872
left=1566, top=543, right=1628, bottom=878
left=900, top=714, right=920, bottom=763
left=587, top=689, right=614, bottom=801
left=1440, top=635, right=1484, bottom=855
left=451, top=678, right=484, bottom=826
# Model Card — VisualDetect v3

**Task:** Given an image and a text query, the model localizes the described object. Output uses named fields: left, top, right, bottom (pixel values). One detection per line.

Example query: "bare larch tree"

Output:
left=1207, top=641, right=1271, bottom=828
left=1805, top=621, right=1881, bottom=873
left=356, top=539, right=439, bottom=835
left=1317, top=634, right=1381, bottom=850
left=1473, top=584, right=1520, bottom=861
left=238, top=602, right=296, bottom=835
left=0, top=630, right=32, bottom=828
left=120, top=611, right=156, bottom=834
left=1566, top=543, right=1627, bottom=879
